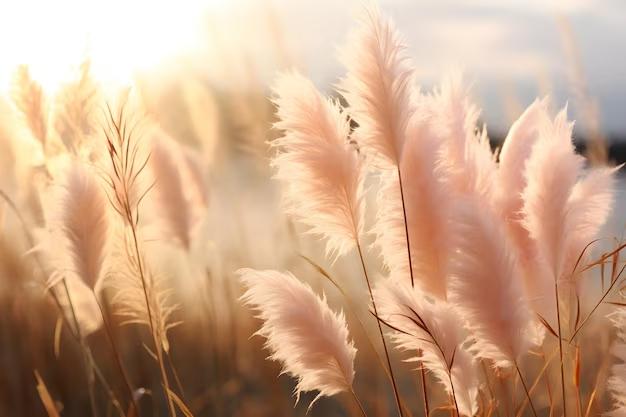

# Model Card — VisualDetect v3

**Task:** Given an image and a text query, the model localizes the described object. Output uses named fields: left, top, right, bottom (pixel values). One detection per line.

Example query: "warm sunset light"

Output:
left=0, top=1, right=624, bottom=417
left=0, top=0, right=222, bottom=91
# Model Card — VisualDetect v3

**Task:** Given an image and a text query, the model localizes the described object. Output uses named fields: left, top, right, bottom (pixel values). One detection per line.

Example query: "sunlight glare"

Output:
left=0, top=0, right=226, bottom=93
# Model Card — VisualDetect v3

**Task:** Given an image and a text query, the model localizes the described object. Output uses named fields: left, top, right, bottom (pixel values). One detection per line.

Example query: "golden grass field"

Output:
left=0, top=2, right=625, bottom=417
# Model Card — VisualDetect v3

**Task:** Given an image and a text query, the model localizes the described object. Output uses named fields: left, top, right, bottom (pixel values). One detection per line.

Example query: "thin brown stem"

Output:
left=569, top=264, right=625, bottom=342
left=165, top=350, right=186, bottom=402
left=356, top=242, right=403, bottom=417
left=350, top=388, right=369, bottom=417
left=514, top=362, right=538, bottom=417
left=129, top=225, right=176, bottom=417
left=421, top=366, right=430, bottom=417
left=396, top=167, right=415, bottom=288
left=448, top=372, right=460, bottom=417
left=62, top=279, right=99, bottom=417
left=554, top=280, right=567, bottom=417
left=94, top=294, right=139, bottom=416
left=481, top=361, right=501, bottom=417
left=396, top=168, right=430, bottom=415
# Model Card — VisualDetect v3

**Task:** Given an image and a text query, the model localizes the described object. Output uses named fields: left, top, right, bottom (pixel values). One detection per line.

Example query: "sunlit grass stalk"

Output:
left=395, top=167, right=432, bottom=416
left=129, top=222, right=177, bottom=417
left=102, top=103, right=178, bottom=417
left=356, top=242, right=403, bottom=417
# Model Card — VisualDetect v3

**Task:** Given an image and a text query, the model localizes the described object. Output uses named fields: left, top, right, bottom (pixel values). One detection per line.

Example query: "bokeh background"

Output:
left=0, top=1, right=624, bottom=416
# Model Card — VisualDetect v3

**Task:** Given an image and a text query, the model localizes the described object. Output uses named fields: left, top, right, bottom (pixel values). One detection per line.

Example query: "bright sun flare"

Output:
left=0, top=0, right=224, bottom=92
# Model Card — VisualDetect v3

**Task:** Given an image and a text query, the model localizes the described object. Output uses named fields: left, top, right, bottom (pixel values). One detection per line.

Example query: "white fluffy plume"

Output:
left=448, top=199, right=542, bottom=368
left=374, top=112, right=451, bottom=299
left=272, top=72, right=365, bottom=258
left=339, top=6, right=416, bottom=168
left=239, top=268, right=356, bottom=407
left=375, top=279, right=478, bottom=416
left=608, top=309, right=626, bottom=417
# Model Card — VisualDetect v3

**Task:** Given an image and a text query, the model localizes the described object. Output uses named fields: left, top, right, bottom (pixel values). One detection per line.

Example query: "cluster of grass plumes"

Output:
left=0, top=62, right=228, bottom=416
left=240, top=6, right=626, bottom=417
left=0, top=4, right=625, bottom=417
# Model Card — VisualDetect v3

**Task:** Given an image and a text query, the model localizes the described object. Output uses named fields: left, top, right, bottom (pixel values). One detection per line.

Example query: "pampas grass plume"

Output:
left=339, top=6, right=415, bottom=169
left=375, top=279, right=478, bottom=416
left=239, top=268, right=356, bottom=408
left=272, top=72, right=364, bottom=258
left=448, top=199, right=542, bottom=368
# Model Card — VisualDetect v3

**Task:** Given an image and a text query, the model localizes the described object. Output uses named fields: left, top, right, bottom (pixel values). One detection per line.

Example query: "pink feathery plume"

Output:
left=496, top=99, right=553, bottom=320
left=375, top=279, right=478, bottom=416
left=374, top=111, right=451, bottom=299
left=518, top=105, right=617, bottom=321
left=448, top=198, right=542, bottom=368
left=431, top=73, right=497, bottom=202
left=272, top=72, right=365, bottom=258
left=239, top=268, right=357, bottom=409
left=563, top=166, right=619, bottom=281
left=607, top=309, right=626, bottom=417
left=50, top=162, right=111, bottom=291
left=522, top=107, right=584, bottom=284
left=339, top=6, right=416, bottom=169
left=39, top=162, right=109, bottom=335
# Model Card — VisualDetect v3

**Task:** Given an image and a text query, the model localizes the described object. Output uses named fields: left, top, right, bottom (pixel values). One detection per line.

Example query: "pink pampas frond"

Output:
left=522, top=107, right=584, bottom=283
left=607, top=309, right=626, bottom=417
left=431, top=73, right=497, bottom=202
left=46, top=162, right=111, bottom=292
left=497, top=99, right=553, bottom=321
left=563, top=166, right=619, bottom=281
left=375, top=279, right=478, bottom=416
left=373, top=112, right=451, bottom=299
left=339, top=6, right=416, bottom=169
left=239, top=268, right=356, bottom=408
left=272, top=72, right=365, bottom=258
left=449, top=199, right=542, bottom=368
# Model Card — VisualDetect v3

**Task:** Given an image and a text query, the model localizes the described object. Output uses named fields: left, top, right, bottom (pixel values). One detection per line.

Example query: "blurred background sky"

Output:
left=0, top=0, right=624, bottom=136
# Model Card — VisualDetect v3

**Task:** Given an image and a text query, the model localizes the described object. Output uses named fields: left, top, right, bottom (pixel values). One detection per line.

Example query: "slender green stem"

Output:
left=356, top=242, right=403, bottom=417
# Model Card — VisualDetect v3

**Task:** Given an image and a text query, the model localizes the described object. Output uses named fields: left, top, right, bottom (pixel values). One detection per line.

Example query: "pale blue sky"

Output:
left=274, top=0, right=626, bottom=136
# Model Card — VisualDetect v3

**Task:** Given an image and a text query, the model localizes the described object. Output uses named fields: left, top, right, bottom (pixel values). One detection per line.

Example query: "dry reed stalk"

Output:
left=101, top=100, right=179, bottom=417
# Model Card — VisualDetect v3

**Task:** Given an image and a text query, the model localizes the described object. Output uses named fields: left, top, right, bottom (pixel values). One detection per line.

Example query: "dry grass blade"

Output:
left=34, top=371, right=61, bottom=417
left=169, top=389, right=195, bottom=417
